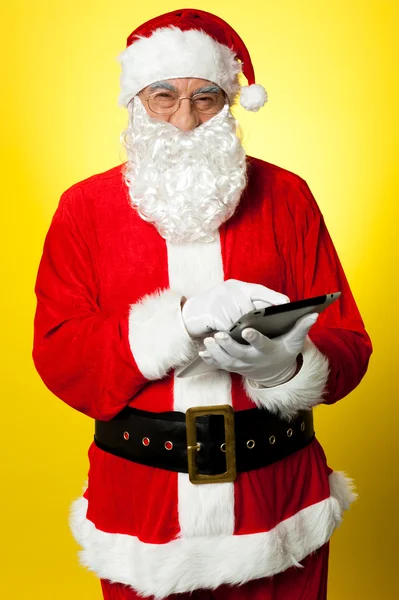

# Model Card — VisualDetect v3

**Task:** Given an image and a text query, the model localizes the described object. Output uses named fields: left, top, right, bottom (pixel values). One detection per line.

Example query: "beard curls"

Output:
left=121, top=97, right=247, bottom=243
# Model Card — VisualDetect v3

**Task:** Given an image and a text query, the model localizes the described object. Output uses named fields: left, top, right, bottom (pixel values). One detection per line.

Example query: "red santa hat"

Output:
left=117, top=8, right=268, bottom=112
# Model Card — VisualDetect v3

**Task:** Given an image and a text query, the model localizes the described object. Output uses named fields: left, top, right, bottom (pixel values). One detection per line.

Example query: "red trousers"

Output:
left=101, top=543, right=329, bottom=600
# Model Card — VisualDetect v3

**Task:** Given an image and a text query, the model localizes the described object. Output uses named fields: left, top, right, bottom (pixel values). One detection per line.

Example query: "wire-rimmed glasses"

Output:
left=141, top=90, right=227, bottom=115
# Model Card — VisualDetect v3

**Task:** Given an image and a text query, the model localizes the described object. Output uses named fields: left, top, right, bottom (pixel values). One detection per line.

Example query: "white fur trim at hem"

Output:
left=128, top=288, right=197, bottom=380
left=69, top=471, right=354, bottom=599
left=243, top=338, right=330, bottom=421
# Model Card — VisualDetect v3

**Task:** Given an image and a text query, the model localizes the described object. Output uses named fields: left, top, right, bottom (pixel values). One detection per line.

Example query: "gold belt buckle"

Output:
left=186, top=404, right=236, bottom=485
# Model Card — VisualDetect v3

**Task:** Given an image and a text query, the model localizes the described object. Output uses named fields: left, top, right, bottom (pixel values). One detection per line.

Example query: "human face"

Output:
left=138, top=78, right=226, bottom=131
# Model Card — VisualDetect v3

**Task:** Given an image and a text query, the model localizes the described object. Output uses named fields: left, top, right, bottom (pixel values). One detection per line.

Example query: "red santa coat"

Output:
left=33, top=156, right=372, bottom=599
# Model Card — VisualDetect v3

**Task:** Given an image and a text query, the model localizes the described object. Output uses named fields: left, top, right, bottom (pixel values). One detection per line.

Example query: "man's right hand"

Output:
left=181, top=279, right=289, bottom=338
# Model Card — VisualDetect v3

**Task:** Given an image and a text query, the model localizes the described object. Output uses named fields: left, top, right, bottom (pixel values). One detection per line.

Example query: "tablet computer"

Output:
left=176, top=292, right=340, bottom=378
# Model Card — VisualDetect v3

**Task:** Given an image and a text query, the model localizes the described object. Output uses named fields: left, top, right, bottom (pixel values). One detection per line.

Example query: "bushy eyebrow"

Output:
left=193, top=85, right=222, bottom=95
left=149, top=81, right=177, bottom=91
left=148, top=81, right=222, bottom=95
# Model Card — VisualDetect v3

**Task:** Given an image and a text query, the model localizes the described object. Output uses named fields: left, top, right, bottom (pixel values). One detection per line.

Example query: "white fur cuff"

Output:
left=243, top=339, right=330, bottom=420
left=128, top=288, right=197, bottom=380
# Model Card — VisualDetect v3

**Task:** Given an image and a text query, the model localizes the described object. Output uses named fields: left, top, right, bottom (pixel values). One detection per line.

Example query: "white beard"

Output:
left=121, top=96, right=247, bottom=243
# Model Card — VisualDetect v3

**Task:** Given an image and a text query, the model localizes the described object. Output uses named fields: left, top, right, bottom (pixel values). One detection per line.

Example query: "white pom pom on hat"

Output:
left=240, top=84, right=268, bottom=112
left=118, top=8, right=268, bottom=112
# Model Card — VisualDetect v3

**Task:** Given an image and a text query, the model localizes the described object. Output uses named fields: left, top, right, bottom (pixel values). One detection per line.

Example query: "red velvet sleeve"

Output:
left=32, top=190, right=148, bottom=421
left=291, top=179, right=373, bottom=404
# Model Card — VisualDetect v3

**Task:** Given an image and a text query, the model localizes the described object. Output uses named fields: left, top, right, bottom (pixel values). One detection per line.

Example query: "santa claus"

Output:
left=32, top=8, right=372, bottom=600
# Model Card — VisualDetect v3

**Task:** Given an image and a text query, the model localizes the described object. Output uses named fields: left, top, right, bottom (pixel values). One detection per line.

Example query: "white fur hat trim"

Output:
left=117, top=27, right=241, bottom=107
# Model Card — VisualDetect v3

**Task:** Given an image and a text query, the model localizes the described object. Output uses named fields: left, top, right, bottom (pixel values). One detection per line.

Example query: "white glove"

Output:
left=199, top=313, right=319, bottom=387
left=181, top=279, right=289, bottom=338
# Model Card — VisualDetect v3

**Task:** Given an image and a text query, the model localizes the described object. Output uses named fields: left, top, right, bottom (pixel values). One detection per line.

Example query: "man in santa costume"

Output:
left=32, top=8, right=372, bottom=600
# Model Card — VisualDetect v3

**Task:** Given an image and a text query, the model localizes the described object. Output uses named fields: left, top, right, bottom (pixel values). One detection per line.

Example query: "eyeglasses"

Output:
left=141, top=90, right=227, bottom=115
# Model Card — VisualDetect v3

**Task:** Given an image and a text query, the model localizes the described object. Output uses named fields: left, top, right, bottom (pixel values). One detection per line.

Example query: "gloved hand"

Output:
left=199, top=313, right=319, bottom=387
left=181, top=279, right=289, bottom=338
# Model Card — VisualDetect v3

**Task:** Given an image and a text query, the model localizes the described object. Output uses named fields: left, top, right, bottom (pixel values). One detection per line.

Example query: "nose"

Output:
left=169, top=98, right=199, bottom=131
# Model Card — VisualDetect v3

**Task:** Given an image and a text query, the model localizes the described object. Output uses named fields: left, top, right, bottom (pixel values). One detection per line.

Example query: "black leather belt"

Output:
left=94, top=405, right=314, bottom=485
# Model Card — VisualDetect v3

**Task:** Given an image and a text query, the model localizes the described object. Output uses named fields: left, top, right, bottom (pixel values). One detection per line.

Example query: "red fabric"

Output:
left=223, top=160, right=373, bottom=406
left=233, top=438, right=330, bottom=534
left=82, top=434, right=330, bottom=542
left=33, top=157, right=372, bottom=422
left=32, top=157, right=372, bottom=568
left=32, top=169, right=171, bottom=420
left=100, top=543, right=329, bottom=599
left=126, top=9, right=256, bottom=86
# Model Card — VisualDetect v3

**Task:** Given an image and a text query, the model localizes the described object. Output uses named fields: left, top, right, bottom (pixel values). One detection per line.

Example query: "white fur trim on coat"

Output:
left=69, top=471, right=355, bottom=599
left=167, top=237, right=235, bottom=537
left=117, top=27, right=241, bottom=107
left=243, top=338, right=330, bottom=421
left=328, top=470, right=358, bottom=508
left=128, top=288, right=197, bottom=380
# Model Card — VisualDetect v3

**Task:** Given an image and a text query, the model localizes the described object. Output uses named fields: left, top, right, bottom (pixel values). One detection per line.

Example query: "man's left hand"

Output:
left=199, top=313, right=319, bottom=387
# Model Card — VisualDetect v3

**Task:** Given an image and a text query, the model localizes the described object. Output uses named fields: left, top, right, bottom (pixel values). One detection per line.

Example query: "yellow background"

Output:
left=1, top=1, right=397, bottom=598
